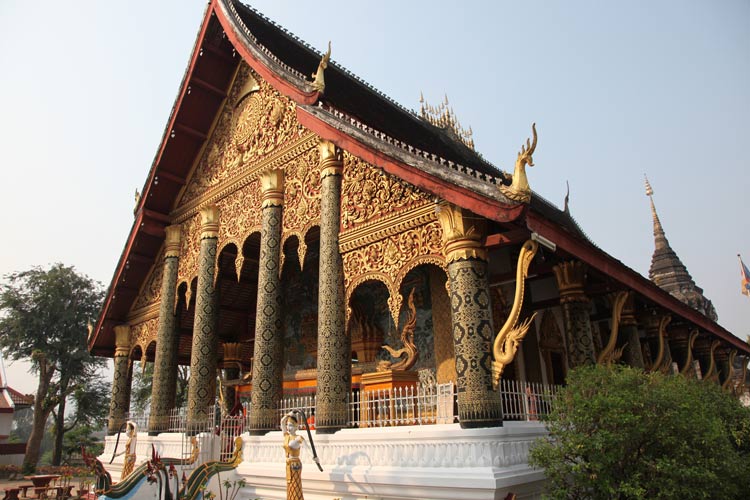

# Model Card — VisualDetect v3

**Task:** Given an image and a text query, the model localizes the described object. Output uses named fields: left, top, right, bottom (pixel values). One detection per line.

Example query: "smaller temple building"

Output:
left=0, top=355, right=33, bottom=466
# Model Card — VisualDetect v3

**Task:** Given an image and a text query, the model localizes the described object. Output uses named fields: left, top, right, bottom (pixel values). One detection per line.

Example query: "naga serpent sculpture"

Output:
left=597, top=291, right=629, bottom=365
left=680, top=330, right=699, bottom=377
left=648, top=315, right=671, bottom=373
left=492, top=239, right=539, bottom=389
left=381, top=288, right=418, bottom=371
left=703, top=340, right=721, bottom=382
left=499, top=123, right=537, bottom=203
left=721, top=350, right=738, bottom=391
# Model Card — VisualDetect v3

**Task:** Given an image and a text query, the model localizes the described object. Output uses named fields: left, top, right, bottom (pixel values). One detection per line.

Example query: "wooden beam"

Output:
left=191, top=76, right=228, bottom=99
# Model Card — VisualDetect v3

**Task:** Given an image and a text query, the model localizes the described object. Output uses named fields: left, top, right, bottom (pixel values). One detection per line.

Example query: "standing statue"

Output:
left=115, top=420, right=137, bottom=479
left=281, top=412, right=306, bottom=500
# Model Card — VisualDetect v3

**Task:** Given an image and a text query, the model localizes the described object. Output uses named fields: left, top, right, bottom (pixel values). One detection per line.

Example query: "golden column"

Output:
left=315, top=140, right=350, bottom=433
left=148, top=224, right=182, bottom=434
left=619, top=293, right=645, bottom=369
left=186, top=205, right=220, bottom=430
left=552, top=261, right=596, bottom=368
left=107, top=325, right=132, bottom=434
left=437, top=203, right=502, bottom=428
left=248, top=169, right=285, bottom=435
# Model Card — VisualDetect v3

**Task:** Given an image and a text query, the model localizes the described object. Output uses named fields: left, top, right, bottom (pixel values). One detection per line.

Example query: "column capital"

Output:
left=164, top=224, right=182, bottom=258
left=114, top=325, right=131, bottom=357
left=260, top=168, right=285, bottom=208
left=319, top=139, right=343, bottom=178
left=200, top=205, right=220, bottom=239
left=552, top=260, right=588, bottom=303
left=436, top=202, right=487, bottom=263
left=222, top=342, right=243, bottom=363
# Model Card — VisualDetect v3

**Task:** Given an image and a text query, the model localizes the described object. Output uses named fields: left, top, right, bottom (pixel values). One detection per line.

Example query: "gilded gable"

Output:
left=177, top=63, right=308, bottom=210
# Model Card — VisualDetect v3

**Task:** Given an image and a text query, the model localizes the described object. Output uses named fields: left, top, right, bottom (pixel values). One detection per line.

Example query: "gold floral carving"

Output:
left=216, top=180, right=263, bottom=279
left=180, top=64, right=306, bottom=207
left=131, top=249, right=165, bottom=312
left=129, top=317, right=158, bottom=361
left=282, top=148, right=321, bottom=261
left=177, top=213, right=201, bottom=304
left=343, top=220, right=445, bottom=326
left=341, top=152, right=431, bottom=231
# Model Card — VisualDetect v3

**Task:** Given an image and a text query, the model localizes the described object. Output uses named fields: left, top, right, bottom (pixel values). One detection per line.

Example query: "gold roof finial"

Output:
left=418, top=92, right=475, bottom=150
left=310, top=41, right=331, bottom=93
left=645, top=174, right=654, bottom=197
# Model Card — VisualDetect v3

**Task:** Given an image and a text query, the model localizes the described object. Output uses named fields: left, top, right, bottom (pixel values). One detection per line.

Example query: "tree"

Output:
left=529, top=364, right=750, bottom=500
left=0, top=264, right=105, bottom=472
left=131, top=362, right=190, bottom=414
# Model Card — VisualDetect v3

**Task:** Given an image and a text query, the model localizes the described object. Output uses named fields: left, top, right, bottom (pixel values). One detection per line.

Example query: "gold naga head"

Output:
left=517, top=123, right=537, bottom=169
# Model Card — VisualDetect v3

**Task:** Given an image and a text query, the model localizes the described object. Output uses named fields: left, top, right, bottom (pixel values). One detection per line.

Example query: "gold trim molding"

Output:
left=173, top=133, right=318, bottom=224
left=340, top=201, right=437, bottom=253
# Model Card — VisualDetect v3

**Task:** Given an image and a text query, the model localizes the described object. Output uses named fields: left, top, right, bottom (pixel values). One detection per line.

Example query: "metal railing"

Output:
left=125, top=379, right=559, bottom=441
left=499, top=379, right=560, bottom=421
left=349, top=382, right=458, bottom=427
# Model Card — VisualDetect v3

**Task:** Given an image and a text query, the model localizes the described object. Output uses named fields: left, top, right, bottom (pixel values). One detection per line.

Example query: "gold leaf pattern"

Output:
left=181, top=64, right=305, bottom=206
left=132, top=250, right=164, bottom=311
left=177, top=213, right=201, bottom=292
left=341, top=152, right=430, bottom=230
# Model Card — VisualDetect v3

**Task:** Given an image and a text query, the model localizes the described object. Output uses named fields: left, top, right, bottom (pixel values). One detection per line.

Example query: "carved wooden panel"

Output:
left=132, top=249, right=164, bottom=312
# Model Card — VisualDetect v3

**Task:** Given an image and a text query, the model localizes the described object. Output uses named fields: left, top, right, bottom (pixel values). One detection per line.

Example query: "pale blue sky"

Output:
left=1, top=1, right=748, bottom=393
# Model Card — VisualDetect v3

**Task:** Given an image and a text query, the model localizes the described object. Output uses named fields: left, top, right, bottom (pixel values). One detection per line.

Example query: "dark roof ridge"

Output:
left=226, top=0, right=508, bottom=178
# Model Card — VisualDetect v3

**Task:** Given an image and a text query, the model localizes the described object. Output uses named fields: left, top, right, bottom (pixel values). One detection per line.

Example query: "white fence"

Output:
left=125, top=379, right=560, bottom=449
left=498, top=379, right=560, bottom=421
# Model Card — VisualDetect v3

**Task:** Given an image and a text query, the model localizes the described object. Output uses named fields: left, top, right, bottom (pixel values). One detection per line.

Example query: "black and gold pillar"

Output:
left=553, top=261, right=596, bottom=368
left=315, top=140, right=350, bottom=434
left=186, top=206, right=220, bottom=428
left=437, top=203, right=502, bottom=428
left=248, top=169, right=285, bottom=435
left=619, top=293, right=645, bottom=369
left=107, top=325, right=132, bottom=434
left=148, top=225, right=182, bottom=434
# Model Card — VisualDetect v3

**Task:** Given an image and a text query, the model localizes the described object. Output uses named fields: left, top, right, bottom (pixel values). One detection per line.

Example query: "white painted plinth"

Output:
left=237, top=423, right=547, bottom=500
left=99, top=423, right=548, bottom=499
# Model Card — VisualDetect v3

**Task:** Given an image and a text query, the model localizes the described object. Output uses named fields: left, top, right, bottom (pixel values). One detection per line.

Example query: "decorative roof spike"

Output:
left=644, top=174, right=665, bottom=238
left=310, top=41, right=331, bottom=93
left=418, top=93, right=475, bottom=150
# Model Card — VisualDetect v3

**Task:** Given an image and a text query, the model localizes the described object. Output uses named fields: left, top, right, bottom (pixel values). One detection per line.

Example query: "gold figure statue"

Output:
left=492, top=239, right=539, bottom=388
left=115, top=420, right=137, bottom=480
left=499, top=123, right=537, bottom=203
left=310, top=41, right=331, bottom=93
left=281, top=412, right=306, bottom=500
left=597, top=291, right=629, bottom=365
left=380, top=288, right=418, bottom=371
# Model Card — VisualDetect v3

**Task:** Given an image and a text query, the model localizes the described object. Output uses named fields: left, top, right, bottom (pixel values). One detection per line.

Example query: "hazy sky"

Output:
left=1, top=1, right=748, bottom=394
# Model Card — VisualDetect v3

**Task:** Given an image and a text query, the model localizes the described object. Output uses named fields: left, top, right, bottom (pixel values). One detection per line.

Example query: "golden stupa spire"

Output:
left=644, top=174, right=664, bottom=237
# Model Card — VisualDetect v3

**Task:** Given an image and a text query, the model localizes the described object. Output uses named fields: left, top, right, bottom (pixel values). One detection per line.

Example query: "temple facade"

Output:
left=89, top=1, right=750, bottom=498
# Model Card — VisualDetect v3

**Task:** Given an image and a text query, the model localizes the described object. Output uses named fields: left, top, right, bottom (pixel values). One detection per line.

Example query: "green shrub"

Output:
left=529, top=364, right=750, bottom=499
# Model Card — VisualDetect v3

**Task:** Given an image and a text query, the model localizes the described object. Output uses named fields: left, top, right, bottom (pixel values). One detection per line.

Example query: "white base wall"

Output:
left=101, top=423, right=548, bottom=500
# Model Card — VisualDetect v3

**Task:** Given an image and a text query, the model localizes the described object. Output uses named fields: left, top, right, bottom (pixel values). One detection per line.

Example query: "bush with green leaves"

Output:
left=529, top=364, right=750, bottom=499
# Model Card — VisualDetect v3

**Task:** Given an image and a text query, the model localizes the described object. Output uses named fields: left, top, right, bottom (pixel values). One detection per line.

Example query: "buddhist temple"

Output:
left=88, top=1, right=750, bottom=498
